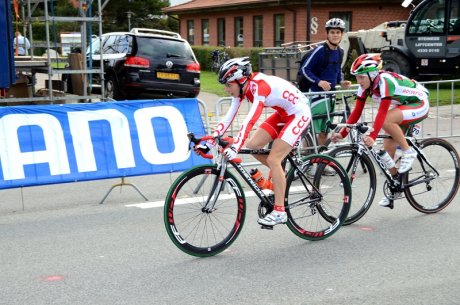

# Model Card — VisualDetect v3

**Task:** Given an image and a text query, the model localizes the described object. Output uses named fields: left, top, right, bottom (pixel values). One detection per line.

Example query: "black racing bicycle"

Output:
left=326, top=122, right=460, bottom=225
left=164, top=133, right=352, bottom=257
left=211, top=48, right=230, bottom=73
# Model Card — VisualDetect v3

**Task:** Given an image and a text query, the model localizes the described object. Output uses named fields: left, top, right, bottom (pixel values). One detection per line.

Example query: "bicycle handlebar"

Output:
left=187, top=132, right=242, bottom=163
left=329, top=122, right=372, bottom=135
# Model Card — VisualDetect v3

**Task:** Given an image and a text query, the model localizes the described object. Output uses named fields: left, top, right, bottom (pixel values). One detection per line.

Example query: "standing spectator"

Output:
left=300, top=18, right=351, bottom=147
left=14, top=31, right=31, bottom=56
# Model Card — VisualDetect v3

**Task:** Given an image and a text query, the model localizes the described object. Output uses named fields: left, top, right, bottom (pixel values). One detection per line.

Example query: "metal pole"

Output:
left=127, top=11, right=132, bottom=31
left=306, top=0, right=311, bottom=44
left=98, top=0, right=105, bottom=100
left=81, top=0, right=88, bottom=101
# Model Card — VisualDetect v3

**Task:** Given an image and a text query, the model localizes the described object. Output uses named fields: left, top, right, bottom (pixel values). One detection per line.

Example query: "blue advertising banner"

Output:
left=0, top=99, right=209, bottom=189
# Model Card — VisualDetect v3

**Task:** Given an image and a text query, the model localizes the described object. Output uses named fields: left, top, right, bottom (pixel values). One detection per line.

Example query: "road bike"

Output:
left=164, top=133, right=352, bottom=257
left=210, top=48, right=230, bottom=73
left=326, top=122, right=460, bottom=225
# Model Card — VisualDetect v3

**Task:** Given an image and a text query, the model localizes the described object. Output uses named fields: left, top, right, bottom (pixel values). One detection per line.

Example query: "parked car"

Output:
left=87, top=28, right=200, bottom=100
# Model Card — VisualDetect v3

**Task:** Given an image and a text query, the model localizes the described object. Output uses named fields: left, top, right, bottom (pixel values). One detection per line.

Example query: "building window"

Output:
left=218, top=18, right=226, bottom=46
left=253, top=16, right=263, bottom=47
left=187, top=20, right=194, bottom=45
left=202, top=19, right=209, bottom=45
left=329, top=12, right=352, bottom=32
left=235, top=17, right=244, bottom=47
left=274, top=14, right=285, bottom=47
left=448, top=0, right=460, bottom=34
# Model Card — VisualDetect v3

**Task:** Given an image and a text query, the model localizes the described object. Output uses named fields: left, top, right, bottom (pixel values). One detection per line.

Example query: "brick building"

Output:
left=163, top=0, right=411, bottom=47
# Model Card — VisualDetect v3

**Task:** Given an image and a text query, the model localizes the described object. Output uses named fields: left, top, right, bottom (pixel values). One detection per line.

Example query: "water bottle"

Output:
left=378, top=150, right=395, bottom=169
left=250, top=168, right=273, bottom=190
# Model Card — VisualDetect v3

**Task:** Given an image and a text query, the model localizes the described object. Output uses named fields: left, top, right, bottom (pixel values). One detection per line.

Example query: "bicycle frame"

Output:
left=200, top=145, right=319, bottom=214
left=341, top=123, right=439, bottom=193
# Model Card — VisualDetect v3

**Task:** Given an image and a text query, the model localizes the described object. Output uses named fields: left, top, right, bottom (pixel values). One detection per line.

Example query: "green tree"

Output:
left=101, top=0, right=175, bottom=32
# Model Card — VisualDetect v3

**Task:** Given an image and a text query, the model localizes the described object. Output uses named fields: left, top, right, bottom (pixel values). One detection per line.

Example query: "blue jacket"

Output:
left=301, top=44, right=343, bottom=92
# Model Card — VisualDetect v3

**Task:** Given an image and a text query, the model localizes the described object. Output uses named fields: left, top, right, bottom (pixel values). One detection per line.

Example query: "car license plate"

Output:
left=157, top=72, right=179, bottom=80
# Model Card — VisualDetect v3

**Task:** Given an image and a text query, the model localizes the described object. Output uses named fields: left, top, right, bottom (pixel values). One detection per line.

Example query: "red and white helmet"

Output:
left=218, top=57, right=252, bottom=85
left=350, top=53, right=382, bottom=75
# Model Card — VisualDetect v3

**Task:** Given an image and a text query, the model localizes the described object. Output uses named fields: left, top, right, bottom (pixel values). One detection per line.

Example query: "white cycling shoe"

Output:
left=379, top=192, right=402, bottom=208
left=258, top=210, right=287, bottom=226
left=398, top=150, right=417, bottom=173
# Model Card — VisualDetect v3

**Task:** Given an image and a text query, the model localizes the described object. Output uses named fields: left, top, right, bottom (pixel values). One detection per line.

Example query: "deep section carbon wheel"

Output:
left=164, top=165, right=246, bottom=257
left=285, top=154, right=351, bottom=240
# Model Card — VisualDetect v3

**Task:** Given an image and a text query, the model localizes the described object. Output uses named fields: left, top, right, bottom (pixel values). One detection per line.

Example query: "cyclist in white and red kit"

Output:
left=331, top=53, right=430, bottom=207
left=195, top=57, right=312, bottom=226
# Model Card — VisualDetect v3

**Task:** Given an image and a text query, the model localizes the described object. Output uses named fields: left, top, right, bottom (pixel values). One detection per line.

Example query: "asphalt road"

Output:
left=1, top=86, right=460, bottom=304
left=1, top=177, right=460, bottom=305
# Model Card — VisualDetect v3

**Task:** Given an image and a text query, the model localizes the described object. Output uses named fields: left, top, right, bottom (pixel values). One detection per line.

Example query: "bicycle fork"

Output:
left=200, top=162, right=229, bottom=213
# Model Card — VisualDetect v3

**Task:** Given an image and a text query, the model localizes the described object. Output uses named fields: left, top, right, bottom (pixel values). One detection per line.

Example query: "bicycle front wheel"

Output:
left=327, top=145, right=377, bottom=225
left=164, top=165, right=246, bottom=257
left=285, top=154, right=351, bottom=240
left=404, top=138, right=460, bottom=213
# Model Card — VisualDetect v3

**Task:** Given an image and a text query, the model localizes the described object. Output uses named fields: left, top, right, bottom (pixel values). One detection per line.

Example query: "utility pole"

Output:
left=127, top=11, right=132, bottom=31
left=127, top=0, right=133, bottom=31
left=306, top=0, right=311, bottom=43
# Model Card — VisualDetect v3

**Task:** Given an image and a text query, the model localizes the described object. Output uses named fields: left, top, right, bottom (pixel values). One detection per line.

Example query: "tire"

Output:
left=285, top=154, right=351, bottom=240
left=164, top=165, right=246, bottom=257
left=105, top=75, right=124, bottom=100
left=381, top=50, right=411, bottom=77
left=404, top=138, right=460, bottom=213
left=327, top=145, right=377, bottom=225
left=211, top=61, right=220, bottom=73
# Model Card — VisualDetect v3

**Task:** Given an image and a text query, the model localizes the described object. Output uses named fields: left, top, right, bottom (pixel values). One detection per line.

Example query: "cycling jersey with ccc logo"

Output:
left=215, top=72, right=311, bottom=151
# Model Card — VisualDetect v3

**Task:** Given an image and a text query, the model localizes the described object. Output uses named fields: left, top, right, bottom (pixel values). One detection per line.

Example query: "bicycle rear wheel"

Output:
left=327, top=145, right=377, bottom=225
left=164, top=165, right=246, bottom=257
left=404, top=138, right=460, bottom=213
left=298, top=129, right=329, bottom=156
left=285, top=154, right=351, bottom=240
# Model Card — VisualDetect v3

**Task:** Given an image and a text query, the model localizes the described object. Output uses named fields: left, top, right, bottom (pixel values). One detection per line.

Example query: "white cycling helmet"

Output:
left=218, top=57, right=252, bottom=85
left=325, top=18, right=346, bottom=32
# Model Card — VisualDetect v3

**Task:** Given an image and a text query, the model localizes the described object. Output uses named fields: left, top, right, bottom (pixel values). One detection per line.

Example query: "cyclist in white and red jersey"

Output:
left=331, top=53, right=430, bottom=207
left=195, top=57, right=312, bottom=226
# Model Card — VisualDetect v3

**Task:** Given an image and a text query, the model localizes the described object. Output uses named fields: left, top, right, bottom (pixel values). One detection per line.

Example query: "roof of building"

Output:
left=163, top=0, right=407, bottom=14
left=163, top=0, right=277, bottom=13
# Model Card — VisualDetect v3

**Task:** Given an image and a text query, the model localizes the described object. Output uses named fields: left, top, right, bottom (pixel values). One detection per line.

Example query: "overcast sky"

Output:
left=169, top=0, right=189, bottom=6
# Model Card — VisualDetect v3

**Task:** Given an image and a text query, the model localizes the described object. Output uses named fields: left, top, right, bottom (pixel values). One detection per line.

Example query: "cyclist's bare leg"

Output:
left=317, top=132, right=328, bottom=146
left=266, top=139, right=293, bottom=208
left=246, top=128, right=291, bottom=208
left=382, top=108, right=410, bottom=152
left=245, top=128, right=273, bottom=166
left=382, top=108, right=409, bottom=175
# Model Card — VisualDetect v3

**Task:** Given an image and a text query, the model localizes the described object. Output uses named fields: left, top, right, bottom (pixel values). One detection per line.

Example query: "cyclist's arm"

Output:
left=231, top=97, right=265, bottom=151
left=214, top=97, right=241, bottom=137
left=339, top=97, right=366, bottom=138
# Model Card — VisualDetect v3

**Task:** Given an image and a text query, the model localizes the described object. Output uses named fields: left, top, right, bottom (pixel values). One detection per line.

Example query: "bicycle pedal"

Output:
left=385, top=201, right=394, bottom=210
left=260, top=225, right=274, bottom=230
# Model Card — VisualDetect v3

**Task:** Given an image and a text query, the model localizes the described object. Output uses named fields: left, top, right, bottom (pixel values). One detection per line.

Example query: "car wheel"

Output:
left=381, top=51, right=412, bottom=77
left=105, top=76, right=123, bottom=100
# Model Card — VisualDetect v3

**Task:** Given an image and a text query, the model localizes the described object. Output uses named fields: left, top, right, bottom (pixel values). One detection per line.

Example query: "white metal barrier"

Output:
left=213, top=79, right=460, bottom=140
